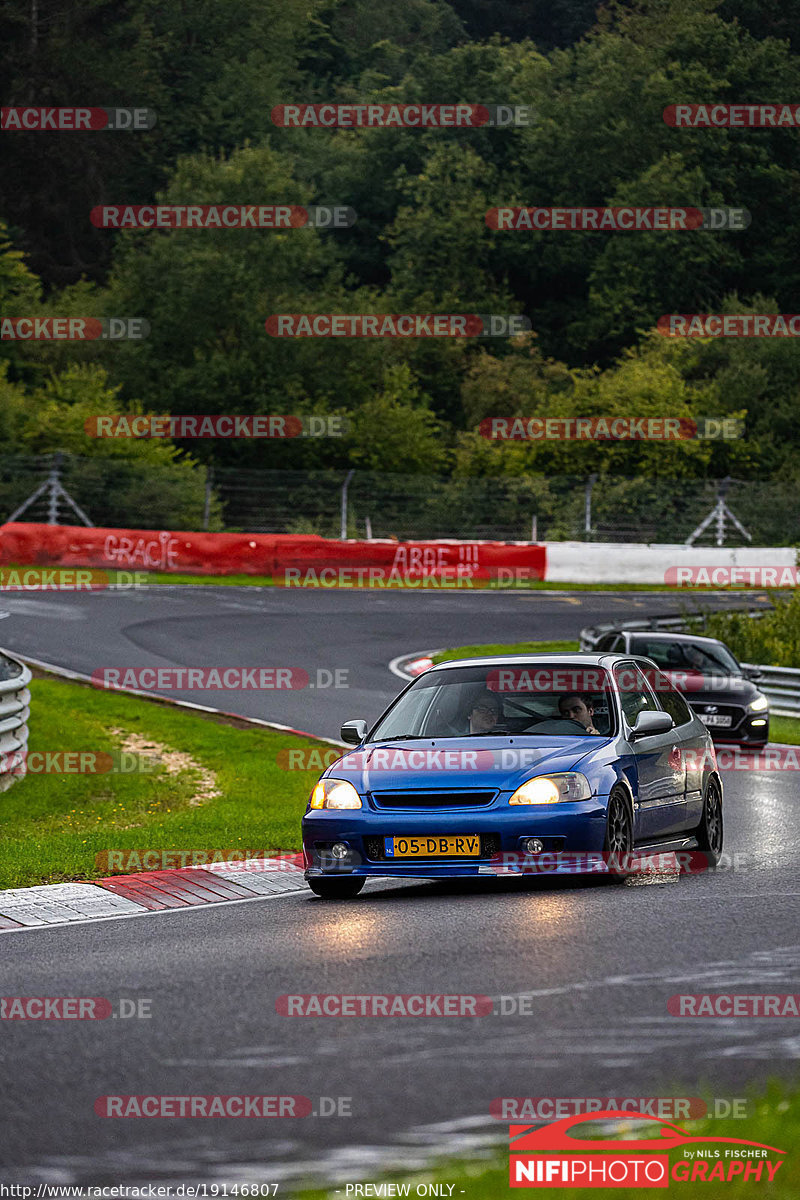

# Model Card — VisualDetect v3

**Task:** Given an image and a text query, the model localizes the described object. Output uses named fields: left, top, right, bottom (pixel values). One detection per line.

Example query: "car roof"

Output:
left=621, top=630, right=725, bottom=646
left=429, top=653, right=617, bottom=670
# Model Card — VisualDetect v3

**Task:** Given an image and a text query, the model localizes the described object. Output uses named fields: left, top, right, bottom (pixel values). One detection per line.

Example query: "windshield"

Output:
left=369, top=664, right=616, bottom=740
left=629, top=638, right=740, bottom=676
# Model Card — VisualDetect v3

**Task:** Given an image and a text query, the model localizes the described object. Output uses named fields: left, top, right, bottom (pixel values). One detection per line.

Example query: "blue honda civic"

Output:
left=301, top=654, right=723, bottom=898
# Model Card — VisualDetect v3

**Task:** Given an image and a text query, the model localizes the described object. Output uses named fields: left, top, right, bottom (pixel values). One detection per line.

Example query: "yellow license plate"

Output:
left=387, top=835, right=481, bottom=858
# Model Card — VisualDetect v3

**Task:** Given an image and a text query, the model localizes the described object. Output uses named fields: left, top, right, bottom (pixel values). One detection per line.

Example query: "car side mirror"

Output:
left=341, top=719, right=368, bottom=745
left=744, top=666, right=763, bottom=682
left=631, top=710, right=674, bottom=739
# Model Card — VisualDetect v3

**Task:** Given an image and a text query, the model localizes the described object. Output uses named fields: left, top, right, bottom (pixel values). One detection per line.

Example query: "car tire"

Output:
left=695, top=777, right=723, bottom=866
left=307, top=877, right=365, bottom=900
left=602, top=787, right=633, bottom=884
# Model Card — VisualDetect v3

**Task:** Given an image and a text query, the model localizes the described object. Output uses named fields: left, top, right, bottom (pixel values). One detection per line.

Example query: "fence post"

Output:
left=47, top=452, right=62, bottom=524
left=203, top=465, right=214, bottom=531
left=340, top=469, right=355, bottom=540
left=584, top=474, right=597, bottom=540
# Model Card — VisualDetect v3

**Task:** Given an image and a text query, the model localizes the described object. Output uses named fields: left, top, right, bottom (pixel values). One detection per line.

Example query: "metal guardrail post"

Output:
left=0, top=648, right=32, bottom=793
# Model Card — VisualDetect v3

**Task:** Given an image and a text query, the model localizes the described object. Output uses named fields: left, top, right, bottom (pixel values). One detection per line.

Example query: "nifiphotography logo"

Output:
left=508, top=1111, right=786, bottom=1188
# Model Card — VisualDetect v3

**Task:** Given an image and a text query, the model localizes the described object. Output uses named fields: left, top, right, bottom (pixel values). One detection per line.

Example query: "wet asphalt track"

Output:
left=0, top=587, right=797, bottom=1186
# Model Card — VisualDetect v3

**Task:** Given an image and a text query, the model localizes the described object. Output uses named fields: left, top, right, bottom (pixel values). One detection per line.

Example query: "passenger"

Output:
left=558, top=692, right=600, bottom=734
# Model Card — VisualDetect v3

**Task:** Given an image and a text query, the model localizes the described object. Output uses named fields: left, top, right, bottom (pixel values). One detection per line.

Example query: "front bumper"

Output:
left=694, top=712, right=769, bottom=746
left=302, top=800, right=609, bottom=878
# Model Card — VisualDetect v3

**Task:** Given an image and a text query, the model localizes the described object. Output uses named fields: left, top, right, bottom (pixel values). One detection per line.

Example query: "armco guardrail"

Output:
left=740, top=664, right=800, bottom=718
left=579, top=609, right=769, bottom=651
left=0, top=648, right=31, bottom=792
left=580, top=614, right=800, bottom=718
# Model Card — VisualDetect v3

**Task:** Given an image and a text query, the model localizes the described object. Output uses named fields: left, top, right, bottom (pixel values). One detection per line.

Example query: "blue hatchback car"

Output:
left=301, top=654, right=724, bottom=898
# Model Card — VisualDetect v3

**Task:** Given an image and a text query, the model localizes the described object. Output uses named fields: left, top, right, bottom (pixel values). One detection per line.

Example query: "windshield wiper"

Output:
left=370, top=734, right=427, bottom=743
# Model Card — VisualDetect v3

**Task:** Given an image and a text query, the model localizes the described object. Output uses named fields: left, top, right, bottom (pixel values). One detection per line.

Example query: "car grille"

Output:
left=364, top=833, right=501, bottom=861
left=690, top=704, right=745, bottom=723
left=370, top=790, right=496, bottom=810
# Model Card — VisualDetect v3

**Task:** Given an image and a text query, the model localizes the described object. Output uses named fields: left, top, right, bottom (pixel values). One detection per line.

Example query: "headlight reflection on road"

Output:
left=295, top=904, right=401, bottom=959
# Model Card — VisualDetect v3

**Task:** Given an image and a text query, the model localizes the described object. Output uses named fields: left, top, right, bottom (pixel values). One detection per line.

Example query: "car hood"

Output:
left=325, top=736, right=611, bottom=794
left=663, top=671, right=761, bottom=705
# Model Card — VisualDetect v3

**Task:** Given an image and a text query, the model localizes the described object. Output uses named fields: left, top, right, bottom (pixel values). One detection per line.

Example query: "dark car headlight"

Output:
left=508, top=772, right=592, bottom=805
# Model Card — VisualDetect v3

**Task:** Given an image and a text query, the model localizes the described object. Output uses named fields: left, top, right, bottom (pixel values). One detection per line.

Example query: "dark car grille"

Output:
left=365, top=833, right=501, bottom=861
left=370, top=790, right=496, bottom=809
left=689, top=704, right=746, bottom=723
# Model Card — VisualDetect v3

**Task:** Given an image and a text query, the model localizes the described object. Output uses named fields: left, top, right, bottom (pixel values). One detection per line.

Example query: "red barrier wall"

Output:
left=0, top=522, right=546, bottom=582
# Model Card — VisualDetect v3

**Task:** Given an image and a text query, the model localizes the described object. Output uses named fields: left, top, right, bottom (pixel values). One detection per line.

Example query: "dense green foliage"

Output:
left=693, top=591, right=800, bottom=667
left=2, top=0, right=800, bottom=529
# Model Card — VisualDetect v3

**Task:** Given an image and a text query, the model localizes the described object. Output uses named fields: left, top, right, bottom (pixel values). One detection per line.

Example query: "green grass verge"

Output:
left=135, top=576, right=765, bottom=592
left=768, top=716, right=800, bottom=745
left=0, top=563, right=777, bottom=592
left=297, top=1080, right=799, bottom=1199
left=0, top=673, right=336, bottom=890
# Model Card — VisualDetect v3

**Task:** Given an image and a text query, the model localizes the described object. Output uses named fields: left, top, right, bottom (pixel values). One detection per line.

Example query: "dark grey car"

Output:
left=594, top=631, right=769, bottom=746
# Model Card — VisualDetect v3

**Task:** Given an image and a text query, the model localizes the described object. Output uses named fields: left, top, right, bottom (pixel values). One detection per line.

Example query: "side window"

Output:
left=649, top=668, right=693, bottom=727
left=597, top=633, right=623, bottom=652
left=614, top=662, right=659, bottom=728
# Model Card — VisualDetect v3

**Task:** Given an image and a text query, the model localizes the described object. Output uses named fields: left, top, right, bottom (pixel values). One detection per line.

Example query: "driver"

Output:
left=558, top=692, right=600, bottom=734
left=683, top=644, right=707, bottom=671
left=467, top=690, right=503, bottom=734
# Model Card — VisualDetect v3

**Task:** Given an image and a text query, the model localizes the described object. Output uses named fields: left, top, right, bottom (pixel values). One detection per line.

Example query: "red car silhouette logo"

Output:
left=511, top=1111, right=785, bottom=1155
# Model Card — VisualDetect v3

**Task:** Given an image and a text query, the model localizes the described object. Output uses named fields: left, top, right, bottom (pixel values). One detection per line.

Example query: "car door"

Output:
left=646, top=665, right=708, bottom=831
left=614, top=661, right=686, bottom=839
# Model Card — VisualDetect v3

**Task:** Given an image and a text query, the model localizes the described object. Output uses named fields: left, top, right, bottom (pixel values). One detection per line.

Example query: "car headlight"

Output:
left=309, top=778, right=363, bottom=810
left=748, top=696, right=769, bottom=713
left=508, top=772, right=592, bottom=805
